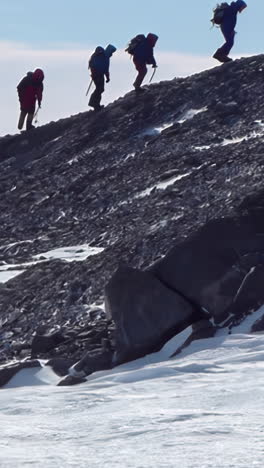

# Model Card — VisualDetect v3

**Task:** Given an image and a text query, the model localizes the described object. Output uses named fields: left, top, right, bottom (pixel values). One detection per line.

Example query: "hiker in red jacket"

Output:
left=130, top=33, right=158, bottom=92
left=17, top=68, right=44, bottom=131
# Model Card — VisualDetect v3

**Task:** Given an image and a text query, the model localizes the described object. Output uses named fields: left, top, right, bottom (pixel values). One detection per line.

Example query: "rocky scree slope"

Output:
left=1, top=55, right=264, bottom=374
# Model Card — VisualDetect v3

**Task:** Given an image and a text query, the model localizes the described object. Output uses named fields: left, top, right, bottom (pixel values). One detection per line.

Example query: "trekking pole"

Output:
left=34, top=106, right=40, bottom=125
left=86, top=79, right=93, bottom=96
left=149, top=67, right=157, bottom=83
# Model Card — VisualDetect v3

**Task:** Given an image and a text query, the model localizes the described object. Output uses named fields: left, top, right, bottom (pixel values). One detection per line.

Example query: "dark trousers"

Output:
left=133, top=60, right=148, bottom=89
left=219, top=28, right=235, bottom=56
left=89, top=73, right=105, bottom=109
left=18, top=110, right=34, bottom=130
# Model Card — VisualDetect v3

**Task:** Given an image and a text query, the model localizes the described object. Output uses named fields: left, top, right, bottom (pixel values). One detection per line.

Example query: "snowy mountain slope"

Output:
left=1, top=315, right=264, bottom=467
left=1, top=55, right=264, bottom=366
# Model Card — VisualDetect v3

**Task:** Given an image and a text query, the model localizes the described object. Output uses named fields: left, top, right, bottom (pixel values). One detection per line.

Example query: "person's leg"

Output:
left=18, top=110, right=27, bottom=130
left=213, top=29, right=235, bottom=62
left=26, top=113, right=34, bottom=130
left=133, top=61, right=148, bottom=90
left=219, top=29, right=235, bottom=56
left=89, top=74, right=105, bottom=109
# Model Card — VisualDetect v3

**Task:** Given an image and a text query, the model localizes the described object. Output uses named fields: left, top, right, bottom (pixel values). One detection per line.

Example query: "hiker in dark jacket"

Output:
left=213, top=0, right=247, bottom=63
left=17, top=68, right=44, bottom=131
left=133, top=33, right=158, bottom=92
left=88, top=44, right=116, bottom=111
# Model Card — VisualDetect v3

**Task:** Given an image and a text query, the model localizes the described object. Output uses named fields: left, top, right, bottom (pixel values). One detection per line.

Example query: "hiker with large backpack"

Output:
left=126, top=33, right=158, bottom=92
left=88, top=44, right=116, bottom=111
left=212, top=1, right=247, bottom=63
left=17, top=68, right=44, bottom=131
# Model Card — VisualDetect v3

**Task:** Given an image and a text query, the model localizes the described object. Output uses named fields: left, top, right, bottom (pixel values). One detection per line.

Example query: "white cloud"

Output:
left=0, top=41, right=216, bottom=137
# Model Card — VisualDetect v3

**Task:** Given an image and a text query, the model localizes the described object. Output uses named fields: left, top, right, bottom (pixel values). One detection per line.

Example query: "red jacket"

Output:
left=17, top=72, right=43, bottom=112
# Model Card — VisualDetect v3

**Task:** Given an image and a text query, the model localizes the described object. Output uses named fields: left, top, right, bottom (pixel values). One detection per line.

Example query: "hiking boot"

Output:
left=26, top=123, right=35, bottom=131
left=134, top=86, right=145, bottom=93
left=224, top=56, right=233, bottom=63
left=213, top=50, right=227, bottom=63
left=93, top=105, right=104, bottom=111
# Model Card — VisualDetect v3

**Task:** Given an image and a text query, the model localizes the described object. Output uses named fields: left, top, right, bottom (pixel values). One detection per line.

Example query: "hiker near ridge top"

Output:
left=126, top=33, right=158, bottom=92
left=88, top=44, right=116, bottom=111
left=212, top=1, right=247, bottom=63
left=17, top=68, right=44, bottom=131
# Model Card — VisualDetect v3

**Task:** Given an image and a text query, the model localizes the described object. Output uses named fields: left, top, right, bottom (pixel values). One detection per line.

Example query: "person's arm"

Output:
left=105, top=57, right=110, bottom=82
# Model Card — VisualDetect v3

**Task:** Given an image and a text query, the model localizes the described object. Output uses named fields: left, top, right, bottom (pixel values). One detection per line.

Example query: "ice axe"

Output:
left=86, top=79, right=93, bottom=96
left=34, top=106, right=40, bottom=125
left=149, top=67, right=157, bottom=83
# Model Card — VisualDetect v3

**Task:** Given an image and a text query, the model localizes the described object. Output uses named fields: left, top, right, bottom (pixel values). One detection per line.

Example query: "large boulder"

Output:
left=150, top=215, right=264, bottom=325
left=105, top=266, right=201, bottom=364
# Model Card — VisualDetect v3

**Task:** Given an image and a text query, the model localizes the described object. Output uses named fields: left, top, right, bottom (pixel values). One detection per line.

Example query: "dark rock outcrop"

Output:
left=251, top=314, right=264, bottom=332
left=150, top=215, right=264, bottom=327
left=72, top=348, right=113, bottom=376
left=57, top=375, right=87, bottom=386
left=31, top=330, right=67, bottom=356
left=105, top=266, right=201, bottom=363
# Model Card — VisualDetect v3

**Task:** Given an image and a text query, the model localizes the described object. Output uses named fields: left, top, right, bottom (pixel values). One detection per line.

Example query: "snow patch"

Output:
left=4, top=365, right=61, bottom=389
left=135, top=172, right=191, bottom=199
left=33, top=244, right=104, bottom=262
left=0, top=269, right=24, bottom=283
left=178, top=107, right=208, bottom=124
left=142, top=122, right=173, bottom=137
left=0, top=243, right=104, bottom=283
left=194, top=145, right=211, bottom=151
left=124, top=152, right=136, bottom=161
left=231, top=304, right=264, bottom=334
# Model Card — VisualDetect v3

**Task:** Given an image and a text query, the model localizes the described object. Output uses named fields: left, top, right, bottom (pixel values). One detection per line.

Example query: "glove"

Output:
left=38, top=102, right=41, bottom=108
left=152, top=64, right=158, bottom=68
left=106, top=77, right=110, bottom=83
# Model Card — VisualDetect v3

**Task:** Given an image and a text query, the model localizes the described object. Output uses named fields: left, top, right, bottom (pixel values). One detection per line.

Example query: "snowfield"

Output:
left=1, top=320, right=264, bottom=468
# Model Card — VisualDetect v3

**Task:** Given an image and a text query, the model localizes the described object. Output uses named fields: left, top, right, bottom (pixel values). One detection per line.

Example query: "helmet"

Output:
left=33, top=68, right=44, bottom=81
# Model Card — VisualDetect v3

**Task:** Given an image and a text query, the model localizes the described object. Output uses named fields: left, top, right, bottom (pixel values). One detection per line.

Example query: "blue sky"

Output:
left=0, top=0, right=261, bottom=135
left=0, top=0, right=260, bottom=54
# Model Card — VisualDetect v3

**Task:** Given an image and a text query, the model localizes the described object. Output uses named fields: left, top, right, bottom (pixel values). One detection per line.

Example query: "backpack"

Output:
left=211, top=3, right=229, bottom=26
left=105, top=44, right=117, bottom=57
left=125, top=34, right=145, bottom=55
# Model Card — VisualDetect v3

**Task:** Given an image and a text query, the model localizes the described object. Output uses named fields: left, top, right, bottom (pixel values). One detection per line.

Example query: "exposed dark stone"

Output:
left=57, top=375, right=87, bottom=386
left=72, top=349, right=113, bottom=376
left=31, top=331, right=67, bottom=356
left=251, top=314, right=264, bottom=333
left=105, top=266, right=199, bottom=364
left=150, top=216, right=264, bottom=325
left=45, top=358, right=75, bottom=376
left=227, top=264, right=264, bottom=329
